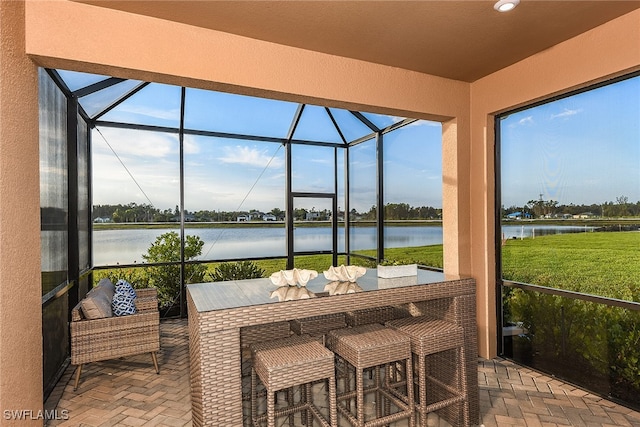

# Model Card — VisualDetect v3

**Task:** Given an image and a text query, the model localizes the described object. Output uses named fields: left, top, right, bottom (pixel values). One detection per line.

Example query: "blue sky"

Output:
left=74, top=72, right=443, bottom=213
left=500, top=75, right=640, bottom=208
left=66, top=70, right=639, bottom=214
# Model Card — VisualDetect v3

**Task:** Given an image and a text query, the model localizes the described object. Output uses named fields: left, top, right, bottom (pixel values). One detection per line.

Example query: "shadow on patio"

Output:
left=45, top=319, right=640, bottom=427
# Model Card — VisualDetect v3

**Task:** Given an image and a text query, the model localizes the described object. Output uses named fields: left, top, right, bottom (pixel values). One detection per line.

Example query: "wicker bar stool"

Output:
left=385, top=316, right=468, bottom=427
left=241, top=321, right=291, bottom=401
left=326, top=323, right=415, bottom=427
left=241, top=321, right=291, bottom=371
left=344, top=305, right=410, bottom=327
left=251, top=335, right=338, bottom=427
left=290, top=313, right=347, bottom=344
left=290, top=313, right=347, bottom=411
left=344, top=306, right=411, bottom=383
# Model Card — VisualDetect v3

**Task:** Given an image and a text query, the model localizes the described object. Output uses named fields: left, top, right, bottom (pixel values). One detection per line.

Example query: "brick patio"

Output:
left=45, top=319, right=640, bottom=427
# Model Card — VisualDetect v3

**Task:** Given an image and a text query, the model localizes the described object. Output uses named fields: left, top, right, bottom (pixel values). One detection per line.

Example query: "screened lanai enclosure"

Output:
left=496, top=73, right=640, bottom=411
left=39, top=68, right=443, bottom=396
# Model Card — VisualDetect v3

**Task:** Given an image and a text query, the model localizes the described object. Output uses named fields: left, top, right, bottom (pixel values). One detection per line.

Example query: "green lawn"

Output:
left=199, top=231, right=640, bottom=301
left=502, top=231, right=640, bottom=301
left=501, top=231, right=640, bottom=400
left=252, top=231, right=640, bottom=302
left=203, top=245, right=445, bottom=278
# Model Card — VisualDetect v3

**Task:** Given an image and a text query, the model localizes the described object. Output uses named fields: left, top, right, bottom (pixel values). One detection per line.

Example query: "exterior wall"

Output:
left=470, top=9, right=640, bottom=357
left=25, top=1, right=469, bottom=121
left=0, top=1, right=43, bottom=425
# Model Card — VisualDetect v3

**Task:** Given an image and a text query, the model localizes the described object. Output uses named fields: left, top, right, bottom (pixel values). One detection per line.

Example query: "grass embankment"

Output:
left=244, top=231, right=640, bottom=301
left=202, top=245, right=444, bottom=278
left=502, top=231, right=640, bottom=301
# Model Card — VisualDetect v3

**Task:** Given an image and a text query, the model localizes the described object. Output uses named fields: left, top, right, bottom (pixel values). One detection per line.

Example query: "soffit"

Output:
left=73, top=1, right=640, bottom=82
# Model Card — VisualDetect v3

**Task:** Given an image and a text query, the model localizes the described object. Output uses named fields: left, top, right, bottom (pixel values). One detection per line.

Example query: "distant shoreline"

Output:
left=91, top=218, right=640, bottom=231
left=92, top=220, right=443, bottom=230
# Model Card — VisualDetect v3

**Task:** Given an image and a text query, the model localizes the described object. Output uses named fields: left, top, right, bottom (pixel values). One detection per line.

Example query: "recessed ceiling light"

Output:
left=494, top=0, right=520, bottom=12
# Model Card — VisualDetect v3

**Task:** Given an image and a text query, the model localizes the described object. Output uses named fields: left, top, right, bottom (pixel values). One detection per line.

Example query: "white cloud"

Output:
left=94, top=127, right=178, bottom=158
left=551, top=108, right=582, bottom=119
left=217, top=145, right=283, bottom=168
left=184, top=138, right=200, bottom=154
left=183, top=181, right=284, bottom=212
left=518, top=116, right=534, bottom=125
left=91, top=135, right=181, bottom=209
left=116, top=105, right=180, bottom=121
left=350, top=160, right=376, bottom=169
left=409, top=119, right=441, bottom=127
left=419, top=170, right=441, bottom=180
left=311, top=158, right=330, bottom=164
left=387, top=117, right=441, bottom=128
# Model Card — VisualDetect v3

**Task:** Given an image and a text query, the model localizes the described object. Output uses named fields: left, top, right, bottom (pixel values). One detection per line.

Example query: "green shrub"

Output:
left=142, top=231, right=206, bottom=308
left=505, top=287, right=640, bottom=403
left=93, top=267, right=145, bottom=289
left=208, top=261, right=265, bottom=282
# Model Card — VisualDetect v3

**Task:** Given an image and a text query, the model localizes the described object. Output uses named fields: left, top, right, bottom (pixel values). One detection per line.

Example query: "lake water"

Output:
left=93, top=224, right=593, bottom=266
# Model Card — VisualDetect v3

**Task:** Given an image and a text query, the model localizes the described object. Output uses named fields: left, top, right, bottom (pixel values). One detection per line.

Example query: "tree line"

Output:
left=503, top=195, right=640, bottom=219
left=92, top=202, right=443, bottom=223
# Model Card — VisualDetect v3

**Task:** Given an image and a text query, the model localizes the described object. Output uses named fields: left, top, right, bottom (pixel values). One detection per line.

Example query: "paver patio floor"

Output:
left=45, top=319, right=640, bottom=427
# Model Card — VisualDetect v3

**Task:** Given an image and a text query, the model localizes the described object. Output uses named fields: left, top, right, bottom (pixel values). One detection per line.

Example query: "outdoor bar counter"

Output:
left=187, top=268, right=479, bottom=426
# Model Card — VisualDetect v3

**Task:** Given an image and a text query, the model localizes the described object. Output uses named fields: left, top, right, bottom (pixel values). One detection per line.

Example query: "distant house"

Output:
left=237, top=215, right=250, bottom=222
left=306, top=211, right=320, bottom=221
left=573, top=212, right=595, bottom=219
left=171, top=213, right=196, bottom=222
left=263, top=214, right=277, bottom=221
left=505, top=212, right=531, bottom=220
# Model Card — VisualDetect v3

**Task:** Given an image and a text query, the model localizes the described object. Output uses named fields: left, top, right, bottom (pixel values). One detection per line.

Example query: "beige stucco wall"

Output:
left=0, top=1, right=43, bottom=425
left=25, top=1, right=469, bottom=121
left=470, top=9, right=640, bottom=357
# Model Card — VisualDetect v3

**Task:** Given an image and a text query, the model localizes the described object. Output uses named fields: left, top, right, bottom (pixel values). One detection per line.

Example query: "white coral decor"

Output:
left=269, top=268, right=318, bottom=287
left=323, top=265, right=366, bottom=282
left=270, top=286, right=316, bottom=301
left=324, top=281, right=363, bottom=295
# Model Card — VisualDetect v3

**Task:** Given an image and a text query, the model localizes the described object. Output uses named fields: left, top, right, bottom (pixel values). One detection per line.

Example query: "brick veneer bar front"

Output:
left=187, top=269, right=478, bottom=426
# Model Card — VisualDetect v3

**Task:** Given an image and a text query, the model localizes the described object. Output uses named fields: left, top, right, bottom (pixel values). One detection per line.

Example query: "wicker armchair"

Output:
left=70, top=287, right=160, bottom=390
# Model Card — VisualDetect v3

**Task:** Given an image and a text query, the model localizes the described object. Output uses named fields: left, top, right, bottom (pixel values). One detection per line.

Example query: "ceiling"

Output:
left=76, top=1, right=640, bottom=82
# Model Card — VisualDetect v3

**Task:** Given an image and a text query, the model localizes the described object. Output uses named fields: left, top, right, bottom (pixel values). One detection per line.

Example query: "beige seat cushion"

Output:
left=80, top=280, right=114, bottom=319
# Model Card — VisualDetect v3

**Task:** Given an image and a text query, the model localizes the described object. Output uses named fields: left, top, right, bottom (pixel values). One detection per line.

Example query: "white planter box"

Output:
left=376, top=264, right=418, bottom=278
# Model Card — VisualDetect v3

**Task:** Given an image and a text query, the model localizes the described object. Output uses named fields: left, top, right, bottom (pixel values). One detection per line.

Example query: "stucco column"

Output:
left=442, top=116, right=492, bottom=360
left=0, top=1, right=43, bottom=425
left=442, top=118, right=472, bottom=278
left=468, top=114, right=498, bottom=359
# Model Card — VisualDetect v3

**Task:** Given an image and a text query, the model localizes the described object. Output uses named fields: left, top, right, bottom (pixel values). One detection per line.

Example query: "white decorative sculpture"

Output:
left=269, top=268, right=318, bottom=287
left=323, top=265, right=366, bottom=282
left=270, top=286, right=316, bottom=301
left=324, top=281, right=363, bottom=295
